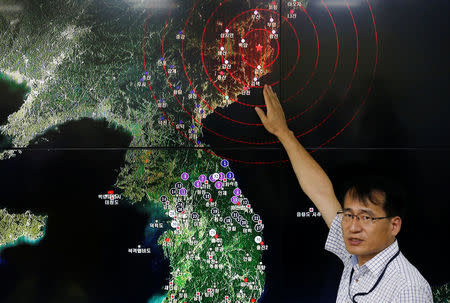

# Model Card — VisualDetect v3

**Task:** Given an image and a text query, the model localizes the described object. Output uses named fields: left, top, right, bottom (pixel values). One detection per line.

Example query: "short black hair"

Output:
left=339, top=174, right=407, bottom=219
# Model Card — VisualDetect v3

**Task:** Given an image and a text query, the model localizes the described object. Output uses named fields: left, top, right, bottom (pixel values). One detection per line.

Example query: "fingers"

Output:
left=265, top=85, right=279, bottom=102
left=258, top=85, right=271, bottom=124
left=268, top=84, right=274, bottom=95
left=255, top=106, right=267, bottom=124
left=267, top=85, right=281, bottom=108
left=263, top=85, right=273, bottom=109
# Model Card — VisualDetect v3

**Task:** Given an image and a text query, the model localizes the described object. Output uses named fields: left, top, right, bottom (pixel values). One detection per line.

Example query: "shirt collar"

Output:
left=350, top=239, right=400, bottom=276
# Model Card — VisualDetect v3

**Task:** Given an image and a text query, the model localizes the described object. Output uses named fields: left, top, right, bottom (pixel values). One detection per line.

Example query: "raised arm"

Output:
left=255, top=85, right=341, bottom=228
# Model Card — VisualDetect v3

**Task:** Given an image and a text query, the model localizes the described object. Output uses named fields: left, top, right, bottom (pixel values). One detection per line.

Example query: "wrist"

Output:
left=276, top=129, right=294, bottom=142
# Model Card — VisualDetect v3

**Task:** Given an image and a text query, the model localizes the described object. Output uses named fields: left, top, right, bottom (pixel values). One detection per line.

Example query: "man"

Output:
left=255, top=85, right=433, bottom=302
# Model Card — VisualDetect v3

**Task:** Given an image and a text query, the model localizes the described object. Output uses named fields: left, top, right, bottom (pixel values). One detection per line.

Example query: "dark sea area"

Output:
left=199, top=1, right=450, bottom=301
left=0, top=0, right=448, bottom=302
left=0, top=76, right=28, bottom=148
left=201, top=88, right=450, bottom=302
left=0, top=118, right=170, bottom=303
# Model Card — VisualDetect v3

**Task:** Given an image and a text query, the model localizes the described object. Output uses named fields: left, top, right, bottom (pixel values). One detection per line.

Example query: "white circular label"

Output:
left=213, top=173, right=220, bottom=180
left=168, top=210, right=176, bottom=218
left=254, top=236, right=262, bottom=243
left=171, top=220, right=178, bottom=228
left=209, top=229, right=217, bottom=237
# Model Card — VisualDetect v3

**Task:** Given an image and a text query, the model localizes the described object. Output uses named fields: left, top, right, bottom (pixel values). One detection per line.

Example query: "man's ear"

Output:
left=391, top=216, right=402, bottom=237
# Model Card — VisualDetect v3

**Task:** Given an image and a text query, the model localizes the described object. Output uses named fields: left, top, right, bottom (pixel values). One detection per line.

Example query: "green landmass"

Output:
left=433, top=283, right=450, bottom=303
left=118, top=149, right=266, bottom=302
left=0, top=209, right=47, bottom=249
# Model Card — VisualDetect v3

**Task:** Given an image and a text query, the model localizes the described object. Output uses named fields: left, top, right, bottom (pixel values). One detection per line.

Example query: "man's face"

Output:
left=342, top=190, right=401, bottom=265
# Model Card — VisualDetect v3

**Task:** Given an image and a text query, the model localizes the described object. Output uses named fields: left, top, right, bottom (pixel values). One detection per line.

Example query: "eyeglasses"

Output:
left=337, top=210, right=392, bottom=226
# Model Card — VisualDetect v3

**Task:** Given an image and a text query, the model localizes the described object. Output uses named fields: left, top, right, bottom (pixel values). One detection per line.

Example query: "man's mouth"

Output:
left=348, top=238, right=363, bottom=246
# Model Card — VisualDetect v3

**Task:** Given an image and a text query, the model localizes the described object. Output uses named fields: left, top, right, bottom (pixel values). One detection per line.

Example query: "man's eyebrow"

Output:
left=342, top=208, right=376, bottom=216
left=359, top=209, right=376, bottom=216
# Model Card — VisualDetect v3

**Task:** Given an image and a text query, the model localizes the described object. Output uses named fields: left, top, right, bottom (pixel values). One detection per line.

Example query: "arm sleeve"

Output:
left=324, top=214, right=351, bottom=264
left=393, top=284, right=434, bottom=303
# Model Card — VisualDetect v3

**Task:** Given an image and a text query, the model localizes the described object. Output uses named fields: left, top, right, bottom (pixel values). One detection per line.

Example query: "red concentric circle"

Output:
left=203, top=8, right=301, bottom=106
left=161, top=1, right=345, bottom=145
left=141, top=0, right=379, bottom=164
left=180, top=1, right=323, bottom=127
left=174, top=1, right=344, bottom=143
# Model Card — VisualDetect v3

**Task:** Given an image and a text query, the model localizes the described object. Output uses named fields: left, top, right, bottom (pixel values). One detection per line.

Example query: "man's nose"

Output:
left=348, top=217, right=363, bottom=232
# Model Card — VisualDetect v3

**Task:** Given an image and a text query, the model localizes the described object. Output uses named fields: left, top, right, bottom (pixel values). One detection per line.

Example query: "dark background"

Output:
left=0, top=0, right=449, bottom=302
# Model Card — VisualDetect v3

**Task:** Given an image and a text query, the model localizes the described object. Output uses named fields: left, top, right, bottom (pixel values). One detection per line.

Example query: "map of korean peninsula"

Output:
left=0, top=0, right=308, bottom=302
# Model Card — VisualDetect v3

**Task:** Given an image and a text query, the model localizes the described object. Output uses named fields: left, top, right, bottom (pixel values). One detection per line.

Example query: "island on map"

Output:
left=0, top=209, right=47, bottom=250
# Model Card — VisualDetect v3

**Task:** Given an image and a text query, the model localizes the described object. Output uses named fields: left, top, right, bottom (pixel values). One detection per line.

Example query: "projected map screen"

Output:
left=0, top=0, right=448, bottom=302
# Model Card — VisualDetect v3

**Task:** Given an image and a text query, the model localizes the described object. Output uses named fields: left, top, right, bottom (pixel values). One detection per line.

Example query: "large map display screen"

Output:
left=0, top=0, right=449, bottom=302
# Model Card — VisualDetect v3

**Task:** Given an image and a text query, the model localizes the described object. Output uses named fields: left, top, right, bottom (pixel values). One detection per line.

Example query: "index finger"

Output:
left=268, top=85, right=278, bottom=101
left=268, top=85, right=282, bottom=109
left=263, top=85, right=273, bottom=109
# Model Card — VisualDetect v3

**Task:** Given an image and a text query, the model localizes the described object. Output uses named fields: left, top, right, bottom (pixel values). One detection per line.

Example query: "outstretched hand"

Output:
left=255, top=85, right=291, bottom=138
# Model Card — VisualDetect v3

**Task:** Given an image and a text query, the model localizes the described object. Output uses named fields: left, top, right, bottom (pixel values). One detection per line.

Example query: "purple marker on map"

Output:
left=231, top=196, right=239, bottom=204
left=219, top=172, right=225, bottom=180
left=233, top=188, right=241, bottom=196
left=194, top=180, right=202, bottom=188
left=179, top=188, right=187, bottom=196
left=215, top=181, right=223, bottom=189
left=199, top=175, right=207, bottom=182
left=221, top=159, right=229, bottom=167
left=209, top=174, right=216, bottom=182
left=181, top=172, right=189, bottom=180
